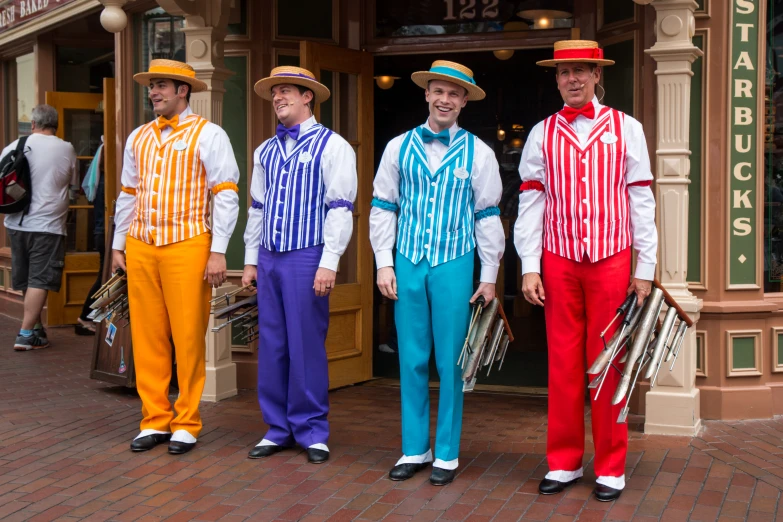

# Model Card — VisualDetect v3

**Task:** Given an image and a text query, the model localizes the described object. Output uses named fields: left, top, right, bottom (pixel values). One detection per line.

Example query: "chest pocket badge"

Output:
left=173, top=140, right=187, bottom=151
left=600, top=132, right=618, bottom=145
left=453, top=167, right=469, bottom=180
left=299, top=151, right=313, bottom=164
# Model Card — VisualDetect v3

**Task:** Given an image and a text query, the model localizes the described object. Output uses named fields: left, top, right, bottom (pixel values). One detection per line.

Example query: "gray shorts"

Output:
left=8, top=229, right=66, bottom=292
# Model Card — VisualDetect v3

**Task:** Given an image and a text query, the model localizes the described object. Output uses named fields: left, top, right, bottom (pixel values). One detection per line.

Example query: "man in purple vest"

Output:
left=242, top=67, right=357, bottom=464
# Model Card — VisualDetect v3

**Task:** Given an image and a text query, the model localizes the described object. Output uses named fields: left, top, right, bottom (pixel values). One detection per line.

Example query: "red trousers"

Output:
left=542, top=248, right=631, bottom=478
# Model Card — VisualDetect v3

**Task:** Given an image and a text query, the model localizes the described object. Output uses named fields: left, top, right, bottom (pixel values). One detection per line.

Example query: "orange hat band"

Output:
left=148, top=65, right=196, bottom=78
left=553, top=47, right=605, bottom=61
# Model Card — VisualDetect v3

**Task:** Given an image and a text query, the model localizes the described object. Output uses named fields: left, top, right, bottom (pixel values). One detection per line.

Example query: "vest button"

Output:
left=431, top=182, right=436, bottom=187
left=582, top=199, right=588, bottom=204
left=583, top=238, right=589, bottom=243
left=426, top=229, right=431, bottom=234
left=429, top=198, right=434, bottom=203
left=424, top=244, right=430, bottom=249
left=582, top=158, right=587, bottom=164
left=582, top=177, right=587, bottom=182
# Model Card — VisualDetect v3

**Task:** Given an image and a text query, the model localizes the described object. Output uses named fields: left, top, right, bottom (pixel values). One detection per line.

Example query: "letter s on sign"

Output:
left=736, top=0, right=755, bottom=14
left=733, top=217, right=752, bottom=236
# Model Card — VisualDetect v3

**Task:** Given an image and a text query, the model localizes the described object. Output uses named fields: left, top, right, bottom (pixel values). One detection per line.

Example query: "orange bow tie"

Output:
left=156, top=115, right=179, bottom=130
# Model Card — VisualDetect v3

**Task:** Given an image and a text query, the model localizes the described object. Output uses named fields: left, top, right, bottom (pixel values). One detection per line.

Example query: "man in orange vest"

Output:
left=515, top=40, right=658, bottom=502
left=111, top=60, right=240, bottom=455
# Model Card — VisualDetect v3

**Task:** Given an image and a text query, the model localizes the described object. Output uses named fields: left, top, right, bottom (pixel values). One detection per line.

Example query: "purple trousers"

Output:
left=256, top=245, right=330, bottom=448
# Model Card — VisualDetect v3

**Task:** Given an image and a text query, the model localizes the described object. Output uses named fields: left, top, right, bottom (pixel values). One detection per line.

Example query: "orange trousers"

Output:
left=126, top=233, right=211, bottom=438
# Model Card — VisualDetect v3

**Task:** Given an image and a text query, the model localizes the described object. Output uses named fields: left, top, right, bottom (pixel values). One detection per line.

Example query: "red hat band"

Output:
left=552, top=47, right=605, bottom=61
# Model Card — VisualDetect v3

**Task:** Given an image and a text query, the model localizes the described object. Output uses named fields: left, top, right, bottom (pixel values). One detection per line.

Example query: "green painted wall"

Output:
left=732, top=337, right=756, bottom=369
left=687, top=35, right=704, bottom=283
left=223, top=55, right=249, bottom=270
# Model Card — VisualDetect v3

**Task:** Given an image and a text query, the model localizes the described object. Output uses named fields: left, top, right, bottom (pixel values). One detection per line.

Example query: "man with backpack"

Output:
left=0, top=104, right=78, bottom=351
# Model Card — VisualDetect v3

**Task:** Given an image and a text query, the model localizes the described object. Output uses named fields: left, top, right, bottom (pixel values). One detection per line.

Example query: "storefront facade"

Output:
left=1, top=0, right=781, bottom=429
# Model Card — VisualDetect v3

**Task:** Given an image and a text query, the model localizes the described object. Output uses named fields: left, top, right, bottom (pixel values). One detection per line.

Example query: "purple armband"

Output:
left=251, top=199, right=263, bottom=210
left=329, top=199, right=354, bottom=212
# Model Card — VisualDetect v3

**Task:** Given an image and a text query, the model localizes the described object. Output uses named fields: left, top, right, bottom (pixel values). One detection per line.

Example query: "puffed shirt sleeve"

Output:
left=243, top=145, right=265, bottom=266
left=514, top=121, right=546, bottom=275
left=112, top=127, right=141, bottom=251
left=200, top=123, right=241, bottom=254
left=369, top=136, right=403, bottom=269
left=624, top=116, right=658, bottom=281
left=472, top=141, right=505, bottom=283
left=319, top=135, right=358, bottom=271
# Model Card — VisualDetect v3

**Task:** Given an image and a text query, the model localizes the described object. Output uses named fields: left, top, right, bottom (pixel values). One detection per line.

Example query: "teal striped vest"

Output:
left=395, top=127, right=476, bottom=267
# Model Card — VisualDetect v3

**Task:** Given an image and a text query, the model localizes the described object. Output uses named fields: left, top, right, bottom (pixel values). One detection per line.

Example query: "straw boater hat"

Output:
left=411, top=60, right=486, bottom=101
left=536, top=40, right=615, bottom=67
left=133, top=59, right=208, bottom=93
left=254, top=66, right=331, bottom=102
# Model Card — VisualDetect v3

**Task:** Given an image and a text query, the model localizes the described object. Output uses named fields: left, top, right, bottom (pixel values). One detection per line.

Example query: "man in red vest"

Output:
left=515, top=40, right=658, bottom=502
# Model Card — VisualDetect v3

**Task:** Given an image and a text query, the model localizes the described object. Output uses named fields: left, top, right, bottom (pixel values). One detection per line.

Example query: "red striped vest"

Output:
left=541, top=107, right=631, bottom=263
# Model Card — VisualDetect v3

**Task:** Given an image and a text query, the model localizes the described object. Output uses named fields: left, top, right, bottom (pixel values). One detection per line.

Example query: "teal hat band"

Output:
left=429, top=66, right=476, bottom=85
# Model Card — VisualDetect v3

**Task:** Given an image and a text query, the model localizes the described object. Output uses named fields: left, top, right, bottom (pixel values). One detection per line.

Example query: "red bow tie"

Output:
left=560, top=103, right=595, bottom=123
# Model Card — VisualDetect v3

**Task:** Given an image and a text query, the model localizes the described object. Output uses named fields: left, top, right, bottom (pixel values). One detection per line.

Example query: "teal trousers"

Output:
left=395, top=251, right=474, bottom=462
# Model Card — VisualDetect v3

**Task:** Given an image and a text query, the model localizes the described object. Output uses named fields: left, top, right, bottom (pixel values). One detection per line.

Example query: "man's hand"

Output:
left=314, top=267, right=337, bottom=297
left=377, top=267, right=397, bottom=300
left=470, top=283, right=495, bottom=307
left=242, top=265, right=257, bottom=294
left=627, top=278, right=652, bottom=307
left=522, top=272, right=546, bottom=307
left=111, top=249, right=126, bottom=273
left=204, top=252, right=227, bottom=288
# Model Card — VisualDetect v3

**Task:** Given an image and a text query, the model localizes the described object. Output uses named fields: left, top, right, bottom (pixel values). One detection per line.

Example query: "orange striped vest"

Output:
left=128, top=114, right=212, bottom=247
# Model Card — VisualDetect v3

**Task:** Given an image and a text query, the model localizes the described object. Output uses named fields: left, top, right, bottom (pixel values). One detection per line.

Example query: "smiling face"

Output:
left=148, top=78, right=189, bottom=119
left=556, top=62, right=601, bottom=109
left=425, top=79, right=469, bottom=133
left=271, top=84, right=313, bottom=127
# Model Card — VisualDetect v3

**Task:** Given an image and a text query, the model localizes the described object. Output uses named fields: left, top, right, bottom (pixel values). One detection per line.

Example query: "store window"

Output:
left=766, top=0, right=783, bottom=292
left=135, top=8, right=185, bottom=125
left=374, top=0, right=573, bottom=38
left=276, top=0, right=334, bottom=40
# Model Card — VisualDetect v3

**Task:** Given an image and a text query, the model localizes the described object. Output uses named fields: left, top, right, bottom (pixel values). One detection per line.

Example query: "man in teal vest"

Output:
left=370, top=60, right=504, bottom=485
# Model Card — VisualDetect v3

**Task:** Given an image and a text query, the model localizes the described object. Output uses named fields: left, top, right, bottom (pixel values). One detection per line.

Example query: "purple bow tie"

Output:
left=276, top=123, right=300, bottom=142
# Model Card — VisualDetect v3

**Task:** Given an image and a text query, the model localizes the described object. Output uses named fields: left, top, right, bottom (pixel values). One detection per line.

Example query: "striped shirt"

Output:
left=515, top=98, right=658, bottom=280
left=112, top=107, right=241, bottom=253
left=243, top=116, right=358, bottom=271
left=370, top=122, right=505, bottom=282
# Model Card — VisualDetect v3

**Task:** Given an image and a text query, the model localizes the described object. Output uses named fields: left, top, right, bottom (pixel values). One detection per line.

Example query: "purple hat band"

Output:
left=273, top=72, right=316, bottom=81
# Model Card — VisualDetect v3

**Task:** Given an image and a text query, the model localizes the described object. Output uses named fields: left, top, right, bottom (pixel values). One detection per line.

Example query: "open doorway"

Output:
left=371, top=48, right=567, bottom=389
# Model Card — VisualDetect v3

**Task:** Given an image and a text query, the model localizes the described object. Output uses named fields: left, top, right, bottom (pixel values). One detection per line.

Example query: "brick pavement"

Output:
left=0, top=314, right=781, bottom=521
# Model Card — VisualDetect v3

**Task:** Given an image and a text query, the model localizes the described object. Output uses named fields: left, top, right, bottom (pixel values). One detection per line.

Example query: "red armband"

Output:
left=627, top=180, right=652, bottom=188
left=520, top=180, right=545, bottom=192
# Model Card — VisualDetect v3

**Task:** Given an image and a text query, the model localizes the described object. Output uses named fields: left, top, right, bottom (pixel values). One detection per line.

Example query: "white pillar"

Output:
left=638, top=0, right=703, bottom=435
left=203, top=285, right=238, bottom=402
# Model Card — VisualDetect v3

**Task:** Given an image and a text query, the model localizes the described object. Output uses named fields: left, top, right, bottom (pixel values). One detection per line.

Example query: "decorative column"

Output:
left=635, top=0, right=703, bottom=435
left=156, top=0, right=233, bottom=125
left=203, top=284, right=238, bottom=401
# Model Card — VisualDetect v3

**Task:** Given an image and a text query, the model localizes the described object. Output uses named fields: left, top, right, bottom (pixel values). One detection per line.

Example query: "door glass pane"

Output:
left=602, top=0, right=635, bottom=26
left=602, top=38, right=635, bottom=117
left=223, top=56, right=249, bottom=271
left=320, top=70, right=360, bottom=285
left=16, top=53, right=34, bottom=137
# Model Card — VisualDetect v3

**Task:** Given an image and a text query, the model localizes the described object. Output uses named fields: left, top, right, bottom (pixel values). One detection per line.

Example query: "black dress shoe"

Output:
left=130, top=433, right=171, bottom=452
left=248, top=444, right=287, bottom=459
left=168, top=441, right=196, bottom=455
left=429, top=466, right=456, bottom=486
left=389, top=462, right=429, bottom=481
left=594, top=484, right=622, bottom=502
left=307, top=448, right=329, bottom=464
left=538, top=477, right=580, bottom=495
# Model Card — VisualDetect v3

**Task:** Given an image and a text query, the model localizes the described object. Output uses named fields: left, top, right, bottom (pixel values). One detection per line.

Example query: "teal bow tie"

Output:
left=421, top=128, right=450, bottom=146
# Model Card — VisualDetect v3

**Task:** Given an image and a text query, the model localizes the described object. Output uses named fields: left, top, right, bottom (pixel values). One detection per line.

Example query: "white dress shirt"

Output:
left=515, top=97, right=658, bottom=280
left=112, top=106, right=241, bottom=253
left=243, top=116, right=357, bottom=271
left=370, top=121, right=505, bottom=283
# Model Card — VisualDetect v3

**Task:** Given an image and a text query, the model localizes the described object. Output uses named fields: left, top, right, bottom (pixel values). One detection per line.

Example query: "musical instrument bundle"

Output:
left=588, top=279, right=693, bottom=423
left=458, top=296, right=514, bottom=392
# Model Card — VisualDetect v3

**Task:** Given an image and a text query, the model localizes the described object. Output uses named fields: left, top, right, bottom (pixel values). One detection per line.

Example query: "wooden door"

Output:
left=300, top=41, right=374, bottom=389
left=44, top=91, right=103, bottom=325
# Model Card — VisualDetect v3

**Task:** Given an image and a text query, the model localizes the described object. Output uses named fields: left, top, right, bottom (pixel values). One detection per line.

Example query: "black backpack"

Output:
left=0, top=136, right=32, bottom=218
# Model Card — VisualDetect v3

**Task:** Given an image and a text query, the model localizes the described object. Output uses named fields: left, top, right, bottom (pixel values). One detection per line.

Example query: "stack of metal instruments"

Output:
left=88, top=269, right=129, bottom=326
left=458, top=296, right=515, bottom=392
left=588, top=279, right=694, bottom=423
left=210, top=281, right=258, bottom=344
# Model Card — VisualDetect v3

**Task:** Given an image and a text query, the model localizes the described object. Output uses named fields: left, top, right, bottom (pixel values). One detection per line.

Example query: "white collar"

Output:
left=422, top=120, right=460, bottom=141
